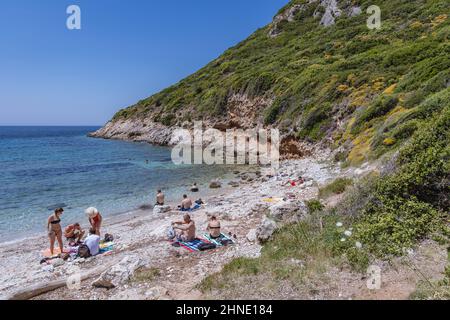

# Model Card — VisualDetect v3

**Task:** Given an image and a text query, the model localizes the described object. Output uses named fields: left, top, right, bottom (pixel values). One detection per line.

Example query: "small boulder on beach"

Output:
left=92, top=279, right=116, bottom=290
left=256, top=217, right=277, bottom=243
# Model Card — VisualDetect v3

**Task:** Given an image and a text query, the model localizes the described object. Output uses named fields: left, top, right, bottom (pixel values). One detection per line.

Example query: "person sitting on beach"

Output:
left=207, top=216, right=221, bottom=239
left=47, top=208, right=66, bottom=255
left=64, top=223, right=85, bottom=243
left=86, top=207, right=102, bottom=236
left=83, top=227, right=101, bottom=257
left=180, top=194, right=193, bottom=211
left=172, top=214, right=196, bottom=242
left=156, top=189, right=165, bottom=206
left=190, top=183, right=199, bottom=192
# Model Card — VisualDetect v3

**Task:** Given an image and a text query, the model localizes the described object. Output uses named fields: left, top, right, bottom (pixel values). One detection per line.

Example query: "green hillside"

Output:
left=105, top=0, right=450, bottom=297
left=111, top=0, right=449, bottom=166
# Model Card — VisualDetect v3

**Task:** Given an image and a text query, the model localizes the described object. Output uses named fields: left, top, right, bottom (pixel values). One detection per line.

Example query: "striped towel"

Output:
left=99, top=241, right=114, bottom=254
left=202, top=233, right=234, bottom=246
left=175, top=238, right=209, bottom=252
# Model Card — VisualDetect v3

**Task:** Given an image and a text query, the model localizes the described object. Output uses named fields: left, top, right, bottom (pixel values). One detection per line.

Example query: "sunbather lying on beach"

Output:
left=86, top=207, right=102, bottom=236
left=156, top=189, right=165, bottom=205
left=283, top=176, right=305, bottom=187
left=64, top=223, right=85, bottom=243
left=180, top=194, right=193, bottom=211
left=207, top=216, right=221, bottom=239
left=172, top=214, right=196, bottom=242
left=47, top=208, right=66, bottom=255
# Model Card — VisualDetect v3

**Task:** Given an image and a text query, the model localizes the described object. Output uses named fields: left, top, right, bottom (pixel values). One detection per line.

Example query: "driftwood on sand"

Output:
left=2, top=262, right=115, bottom=300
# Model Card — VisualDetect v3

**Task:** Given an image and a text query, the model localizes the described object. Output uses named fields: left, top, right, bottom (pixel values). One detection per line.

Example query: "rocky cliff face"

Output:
left=92, top=0, right=449, bottom=167
left=90, top=119, right=176, bottom=145
left=92, top=0, right=359, bottom=147
left=90, top=93, right=273, bottom=146
left=269, top=0, right=361, bottom=37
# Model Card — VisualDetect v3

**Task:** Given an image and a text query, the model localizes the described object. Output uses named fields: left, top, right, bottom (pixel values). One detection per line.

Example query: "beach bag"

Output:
left=167, top=227, right=176, bottom=240
left=104, top=233, right=114, bottom=242
left=60, top=252, right=70, bottom=261
left=220, top=239, right=233, bottom=246
left=198, top=242, right=217, bottom=251
left=77, top=244, right=91, bottom=258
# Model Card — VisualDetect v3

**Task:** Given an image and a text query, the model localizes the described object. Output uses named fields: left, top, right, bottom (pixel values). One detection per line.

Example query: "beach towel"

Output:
left=203, top=233, right=235, bottom=247
left=179, top=203, right=202, bottom=212
left=42, top=241, right=114, bottom=258
left=42, top=247, right=65, bottom=258
left=262, top=197, right=283, bottom=203
left=172, top=238, right=211, bottom=252
left=99, top=241, right=114, bottom=254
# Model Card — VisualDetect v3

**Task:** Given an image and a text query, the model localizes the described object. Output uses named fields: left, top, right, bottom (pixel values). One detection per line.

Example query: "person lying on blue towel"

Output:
left=177, top=194, right=202, bottom=211
left=180, top=194, right=192, bottom=211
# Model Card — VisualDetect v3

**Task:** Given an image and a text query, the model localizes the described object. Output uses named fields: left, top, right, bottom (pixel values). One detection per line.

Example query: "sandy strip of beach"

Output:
left=0, top=155, right=340, bottom=300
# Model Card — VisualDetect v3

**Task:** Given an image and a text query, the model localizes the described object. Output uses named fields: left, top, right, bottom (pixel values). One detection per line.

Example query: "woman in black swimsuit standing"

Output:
left=47, top=208, right=65, bottom=255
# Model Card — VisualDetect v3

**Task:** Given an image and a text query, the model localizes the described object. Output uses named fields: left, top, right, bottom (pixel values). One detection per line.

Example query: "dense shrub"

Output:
left=352, top=106, right=450, bottom=256
left=353, top=96, right=399, bottom=133
left=319, top=178, right=353, bottom=198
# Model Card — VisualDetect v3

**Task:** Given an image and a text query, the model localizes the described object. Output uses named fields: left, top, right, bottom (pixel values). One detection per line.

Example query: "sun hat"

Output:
left=85, top=207, right=99, bottom=218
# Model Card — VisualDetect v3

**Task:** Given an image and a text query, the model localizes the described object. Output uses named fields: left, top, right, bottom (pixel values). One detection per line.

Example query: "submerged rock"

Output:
left=209, top=180, right=222, bottom=189
left=139, top=204, right=153, bottom=210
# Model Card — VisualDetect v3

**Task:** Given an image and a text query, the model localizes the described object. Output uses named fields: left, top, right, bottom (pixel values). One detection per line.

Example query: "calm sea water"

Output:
left=0, top=126, right=234, bottom=242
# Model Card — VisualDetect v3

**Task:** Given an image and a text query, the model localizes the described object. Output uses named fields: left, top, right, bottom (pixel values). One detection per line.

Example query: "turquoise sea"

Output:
left=0, top=126, right=233, bottom=242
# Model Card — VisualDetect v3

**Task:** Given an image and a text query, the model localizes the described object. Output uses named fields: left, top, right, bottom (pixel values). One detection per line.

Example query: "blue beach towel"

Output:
left=179, top=203, right=201, bottom=212
left=174, top=238, right=210, bottom=252
left=202, top=233, right=235, bottom=247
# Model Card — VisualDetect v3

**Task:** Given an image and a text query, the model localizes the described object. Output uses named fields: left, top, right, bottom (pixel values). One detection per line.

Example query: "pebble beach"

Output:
left=0, top=153, right=342, bottom=300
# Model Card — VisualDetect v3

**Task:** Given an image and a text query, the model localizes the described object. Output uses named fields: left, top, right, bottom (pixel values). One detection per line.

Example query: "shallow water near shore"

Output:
left=0, top=126, right=236, bottom=242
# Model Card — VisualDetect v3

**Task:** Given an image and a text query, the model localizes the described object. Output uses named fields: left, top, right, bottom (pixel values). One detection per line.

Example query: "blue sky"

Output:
left=0, top=0, right=288, bottom=126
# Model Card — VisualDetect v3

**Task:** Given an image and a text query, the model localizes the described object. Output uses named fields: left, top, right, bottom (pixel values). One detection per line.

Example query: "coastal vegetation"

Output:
left=111, top=0, right=449, bottom=167
left=103, top=0, right=449, bottom=299
left=200, top=105, right=449, bottom=297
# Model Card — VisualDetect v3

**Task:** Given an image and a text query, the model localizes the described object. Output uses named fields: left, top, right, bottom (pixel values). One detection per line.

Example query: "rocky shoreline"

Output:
left=89, top=119, right=177, bottom=146
left=1, top=151, right=442, bottom=300
left=0, top=153, right=342, bottom=300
